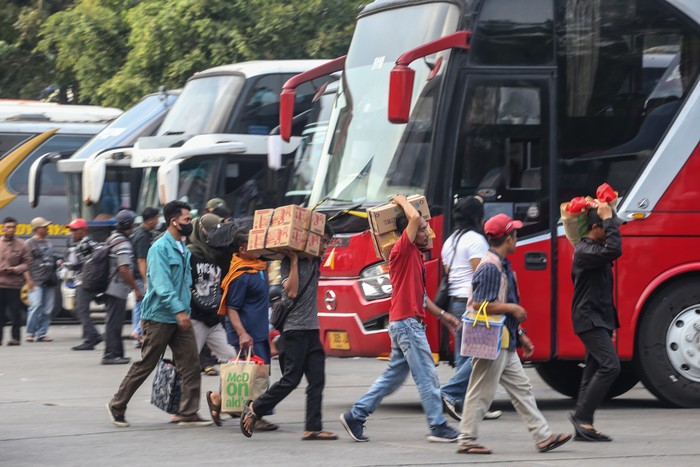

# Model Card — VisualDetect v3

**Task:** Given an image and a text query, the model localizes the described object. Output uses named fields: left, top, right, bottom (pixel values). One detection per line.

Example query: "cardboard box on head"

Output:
left=367, top=195, right=432, bottom=260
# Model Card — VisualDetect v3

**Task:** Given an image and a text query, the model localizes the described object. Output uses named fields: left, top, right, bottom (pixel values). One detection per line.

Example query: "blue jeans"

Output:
left=440, top=298, right=473, bottom=406
left=26, top=286, right=55, bottom=338
left=131, top=279, right=144, bottom=335
left=351, top=317, right=446, bottom=429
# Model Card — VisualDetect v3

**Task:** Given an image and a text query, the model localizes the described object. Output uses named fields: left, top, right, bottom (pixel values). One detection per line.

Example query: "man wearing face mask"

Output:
left=108, top=201, right=212, bottom=427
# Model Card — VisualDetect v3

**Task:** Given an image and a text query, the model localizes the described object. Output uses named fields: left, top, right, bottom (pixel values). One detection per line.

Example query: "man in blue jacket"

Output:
left=107, top=201, right=212, bottom=427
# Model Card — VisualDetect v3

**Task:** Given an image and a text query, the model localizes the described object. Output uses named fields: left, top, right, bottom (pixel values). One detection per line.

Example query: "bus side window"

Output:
left=230, top=75, right=283, bottom=136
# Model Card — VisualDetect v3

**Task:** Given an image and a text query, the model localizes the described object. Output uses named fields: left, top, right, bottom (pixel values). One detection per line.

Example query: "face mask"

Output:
left=176, top=222, right=193, bottom=237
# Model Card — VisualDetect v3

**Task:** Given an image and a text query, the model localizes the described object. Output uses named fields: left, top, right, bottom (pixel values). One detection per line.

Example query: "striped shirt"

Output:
left=471, top=250, right=519, bottom=351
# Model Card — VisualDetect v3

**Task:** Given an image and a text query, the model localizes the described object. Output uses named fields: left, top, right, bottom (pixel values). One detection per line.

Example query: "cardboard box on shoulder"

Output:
left=367, top=195, right=431, bottom=260
left=367, top=195, right=430, bottom=235
left=252, top=205, right=326, bottom=236
left=247, top=229, right=283, bottom=259
left=250, top=205, right=326, bottom=257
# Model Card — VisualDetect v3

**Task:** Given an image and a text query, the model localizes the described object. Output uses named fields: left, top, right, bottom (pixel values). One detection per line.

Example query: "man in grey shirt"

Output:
left=240, top=224, right=337, bottom=441
left=103, top=210, right=143, bottom=365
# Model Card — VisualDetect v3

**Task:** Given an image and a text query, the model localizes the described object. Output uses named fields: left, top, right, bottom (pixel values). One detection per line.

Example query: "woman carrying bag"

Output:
left=438, top=197, right=502, bottom=421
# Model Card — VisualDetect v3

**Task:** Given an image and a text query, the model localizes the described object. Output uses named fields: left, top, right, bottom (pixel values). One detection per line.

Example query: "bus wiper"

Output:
left=163, top=130, right=184, bottom=135
left=328, top=203, right=365, bottom=221
left=313, top=196, right=358, bottom=209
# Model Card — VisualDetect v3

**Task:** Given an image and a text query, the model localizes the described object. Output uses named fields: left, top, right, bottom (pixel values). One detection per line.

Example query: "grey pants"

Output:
left=110, top=320, right=201, bottom=417
left=459, top=350, right=552, bottom=445
left=192, top=320, right=238, bottom=361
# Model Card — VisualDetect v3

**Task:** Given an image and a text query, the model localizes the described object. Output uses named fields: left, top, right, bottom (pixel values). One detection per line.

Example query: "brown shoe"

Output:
left=302, top=431, right=338, bottom=440
left=7, top=339, right=20, bottom=346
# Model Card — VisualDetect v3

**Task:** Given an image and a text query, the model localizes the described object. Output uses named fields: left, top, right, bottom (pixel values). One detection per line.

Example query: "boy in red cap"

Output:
left=457, top=213, right=571, bottom=455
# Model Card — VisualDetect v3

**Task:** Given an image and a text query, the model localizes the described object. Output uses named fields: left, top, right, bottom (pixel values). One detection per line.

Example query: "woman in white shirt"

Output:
left=439, top=196, right=502, bottom=421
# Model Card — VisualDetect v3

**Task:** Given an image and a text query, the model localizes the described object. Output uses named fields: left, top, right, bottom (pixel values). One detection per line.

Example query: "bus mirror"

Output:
left=280, top=89, right=296, bottom=142
left=388, top=65, right=415, bottom=124
left=157, top=159, right=180, bottom=205
left=83, top=157, right=106, bottom=205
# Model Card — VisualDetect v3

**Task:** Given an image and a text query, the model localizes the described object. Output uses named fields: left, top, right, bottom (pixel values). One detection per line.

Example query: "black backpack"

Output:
left=81, top=236, right=128, bottom=294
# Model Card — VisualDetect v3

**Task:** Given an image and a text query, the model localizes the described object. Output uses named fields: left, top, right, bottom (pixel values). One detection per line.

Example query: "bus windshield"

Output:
left=71, top=93, right=177, bottom=161
left=309, top=2, right=460, bottom=206
left=158, top=75, right=244, bottom=136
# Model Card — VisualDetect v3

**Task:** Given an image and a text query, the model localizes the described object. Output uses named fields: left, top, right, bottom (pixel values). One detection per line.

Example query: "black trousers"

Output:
left=253, top=329, right=326, bottom=431
left=104, top=295, right=127, bottom=358
left=74, top=286, right=101, bottom=343
left=575, top=327, right=621, bottom=424
left=0, top=287, right=23, bottom=342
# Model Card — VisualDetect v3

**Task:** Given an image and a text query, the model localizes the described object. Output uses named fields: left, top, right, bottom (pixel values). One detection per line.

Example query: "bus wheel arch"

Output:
left=633, top=275, right=700, bottom=408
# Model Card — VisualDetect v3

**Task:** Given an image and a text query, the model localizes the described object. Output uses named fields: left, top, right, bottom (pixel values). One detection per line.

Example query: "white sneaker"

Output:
left=484, top=410, right=503, bottom=420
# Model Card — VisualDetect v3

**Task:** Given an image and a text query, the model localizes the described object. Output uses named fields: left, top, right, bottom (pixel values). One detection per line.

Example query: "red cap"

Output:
left=67, top=218, right=88, bottom=230
left=484, top=213, right=523, bottom=238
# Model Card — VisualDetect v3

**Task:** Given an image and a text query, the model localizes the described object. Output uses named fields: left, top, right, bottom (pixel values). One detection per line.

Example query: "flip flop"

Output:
left=537, top=433, right=572, bottom=452
left=206, top=391, right=222, bottom=427
left=457, top=443, right=492, bottom=454
left=302, top=431, right=339, bottom=441
left=240, top=400, right=257, bottom=438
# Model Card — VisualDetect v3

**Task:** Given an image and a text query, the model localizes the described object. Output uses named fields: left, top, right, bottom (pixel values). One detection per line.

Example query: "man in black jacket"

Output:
left=569, top=202, right=622, bottom=442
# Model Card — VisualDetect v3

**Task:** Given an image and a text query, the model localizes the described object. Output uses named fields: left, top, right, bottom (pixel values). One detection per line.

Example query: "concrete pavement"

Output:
left=1, top=324, right=699, bottom=466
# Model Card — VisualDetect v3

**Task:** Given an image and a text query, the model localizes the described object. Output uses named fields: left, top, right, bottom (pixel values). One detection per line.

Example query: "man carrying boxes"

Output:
left=367, top=194, right=432, bottom=260
left=249, top=205, right=326, bottom=258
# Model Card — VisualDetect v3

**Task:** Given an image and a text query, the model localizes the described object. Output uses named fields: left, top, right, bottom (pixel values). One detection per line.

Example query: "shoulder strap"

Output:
left=445, top=229, right=468, bottom=278
left=284, top=265, right=315, bottom=315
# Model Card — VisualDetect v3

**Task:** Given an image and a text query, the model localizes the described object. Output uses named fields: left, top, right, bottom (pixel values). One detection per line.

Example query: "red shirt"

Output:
left=388, top=231, right=426, bottom=321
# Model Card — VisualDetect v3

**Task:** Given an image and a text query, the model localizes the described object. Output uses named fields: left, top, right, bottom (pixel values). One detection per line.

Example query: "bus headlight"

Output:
left=359, top=262, right=392, bottom=301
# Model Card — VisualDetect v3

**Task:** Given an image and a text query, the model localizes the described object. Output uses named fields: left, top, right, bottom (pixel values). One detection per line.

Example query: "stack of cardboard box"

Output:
left=367, top=195, right=431, bottom=260
left=248, top=205, right=326, bottom=258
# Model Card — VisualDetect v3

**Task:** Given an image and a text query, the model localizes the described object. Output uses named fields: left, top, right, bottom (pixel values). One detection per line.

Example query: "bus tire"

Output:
left=633, top=279, right=700, bottom=408
left=535, top=360, right=639, bottom=399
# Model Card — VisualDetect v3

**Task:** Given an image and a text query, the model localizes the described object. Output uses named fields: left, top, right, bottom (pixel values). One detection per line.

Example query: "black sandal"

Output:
left=240, top=400, right=257, bottom=438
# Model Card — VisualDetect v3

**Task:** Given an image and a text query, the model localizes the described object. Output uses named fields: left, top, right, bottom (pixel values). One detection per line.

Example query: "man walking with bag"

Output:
left=456, top=214, right=570, bottom=455
left=340, top=195, right=462, bottom=443
left=102, top=210, right=143, bottom=365
left=569, top=203, right=622, bottom=442
left=239, top=223, right=337, bottom=441
left=107, top=201, right=211, bottom=427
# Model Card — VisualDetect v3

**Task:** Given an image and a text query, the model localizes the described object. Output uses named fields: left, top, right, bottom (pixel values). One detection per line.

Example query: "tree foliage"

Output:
left=0, top=0, right=362, bottom=108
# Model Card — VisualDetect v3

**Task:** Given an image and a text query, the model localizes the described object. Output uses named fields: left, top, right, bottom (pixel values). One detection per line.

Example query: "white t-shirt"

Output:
left=441, top=230, right=489, bottom=298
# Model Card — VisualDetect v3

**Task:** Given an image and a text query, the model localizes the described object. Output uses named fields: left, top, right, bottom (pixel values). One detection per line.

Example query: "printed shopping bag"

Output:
left=461, top=302, right=507, bottom=360
left=220, top=349, right=270, bottom=414
left=151, top=358, right=181, bottom=414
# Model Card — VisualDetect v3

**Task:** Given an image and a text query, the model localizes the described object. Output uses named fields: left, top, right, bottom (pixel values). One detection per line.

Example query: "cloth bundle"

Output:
left=561, top=183, right=618, bottom=246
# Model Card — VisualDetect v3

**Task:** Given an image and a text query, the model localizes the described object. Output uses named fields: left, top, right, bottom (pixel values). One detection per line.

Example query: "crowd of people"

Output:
left=0, top=192, right=623, bottom=452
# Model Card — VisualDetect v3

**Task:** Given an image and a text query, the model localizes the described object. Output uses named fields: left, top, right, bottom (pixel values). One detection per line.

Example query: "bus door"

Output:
left=452, top=72, right=556, bottom=360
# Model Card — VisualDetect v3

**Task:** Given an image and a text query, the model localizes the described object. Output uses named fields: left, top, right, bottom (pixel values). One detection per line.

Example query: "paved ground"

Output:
left=1, top=325, right=698, bottom=466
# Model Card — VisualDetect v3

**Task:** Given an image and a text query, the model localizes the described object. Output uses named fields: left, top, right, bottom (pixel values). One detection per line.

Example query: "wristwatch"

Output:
left=517, top=328, right=527, bottom=336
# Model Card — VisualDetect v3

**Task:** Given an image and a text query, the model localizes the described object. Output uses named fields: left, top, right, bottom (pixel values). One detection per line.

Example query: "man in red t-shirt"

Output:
left=341, top=195, right=461, bottom=443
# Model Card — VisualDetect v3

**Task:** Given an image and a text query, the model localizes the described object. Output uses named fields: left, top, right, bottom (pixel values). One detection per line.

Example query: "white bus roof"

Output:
left=189, top=60, right=329, bottom=81
left=0, top=121, right=107, bottom=135
left=0, top=101, right=122, bottom=124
